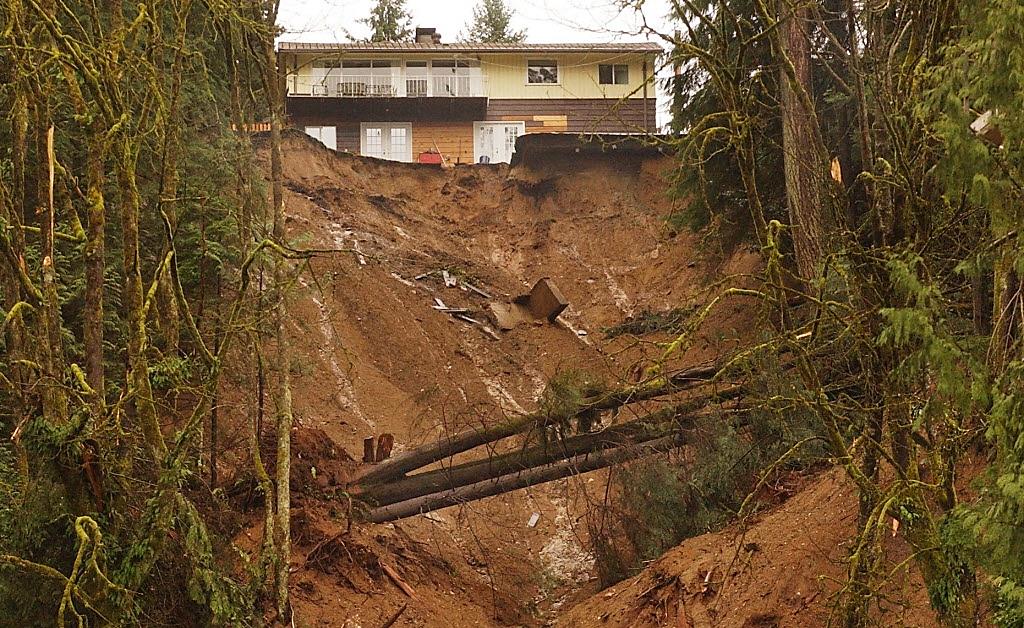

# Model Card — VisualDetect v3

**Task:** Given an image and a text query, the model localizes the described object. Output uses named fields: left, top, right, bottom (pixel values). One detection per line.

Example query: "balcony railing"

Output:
left=290, top=73, right=488, bottom=98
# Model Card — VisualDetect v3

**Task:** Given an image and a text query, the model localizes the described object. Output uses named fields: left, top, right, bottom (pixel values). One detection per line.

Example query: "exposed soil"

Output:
left=225, top=131, right=914, bottom=627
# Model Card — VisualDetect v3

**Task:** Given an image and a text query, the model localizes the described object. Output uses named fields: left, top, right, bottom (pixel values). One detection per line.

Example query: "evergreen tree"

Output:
left=362, top=0, right=414, bottom=43
left=464, top=0, right=526, bottom=43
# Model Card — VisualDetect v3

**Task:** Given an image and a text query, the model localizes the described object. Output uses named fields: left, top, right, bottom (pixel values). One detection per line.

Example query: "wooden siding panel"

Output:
left=487, top=98, right=657, bottom=134
left=412, top=121, right=475, bottom=165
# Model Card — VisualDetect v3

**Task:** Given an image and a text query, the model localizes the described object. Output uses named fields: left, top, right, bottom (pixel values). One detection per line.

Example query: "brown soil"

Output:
left=228, top=131, right=907, bottom=627
left=555, top=468, right=941, bottom=628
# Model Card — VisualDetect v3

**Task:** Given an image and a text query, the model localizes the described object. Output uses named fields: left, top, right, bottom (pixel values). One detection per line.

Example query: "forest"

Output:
left=0, top=0, right=1022, bottom=626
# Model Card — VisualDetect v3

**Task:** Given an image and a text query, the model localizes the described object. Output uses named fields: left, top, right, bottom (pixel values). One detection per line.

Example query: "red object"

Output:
left=418, top=151, right=443, bottom=164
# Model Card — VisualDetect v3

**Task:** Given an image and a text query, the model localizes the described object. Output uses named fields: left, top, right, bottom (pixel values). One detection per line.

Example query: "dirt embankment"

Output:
left=231, top=131, right=771, bottom=626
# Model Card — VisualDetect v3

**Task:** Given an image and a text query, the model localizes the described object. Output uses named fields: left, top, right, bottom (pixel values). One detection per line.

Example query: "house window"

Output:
left=599, top=64, right=629, bottom=85
left=527, top=60, right=559, bottom=84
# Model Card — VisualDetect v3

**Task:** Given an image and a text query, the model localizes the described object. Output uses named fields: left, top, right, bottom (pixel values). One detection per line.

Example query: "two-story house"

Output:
left=278, top=28, right=660, bottom=164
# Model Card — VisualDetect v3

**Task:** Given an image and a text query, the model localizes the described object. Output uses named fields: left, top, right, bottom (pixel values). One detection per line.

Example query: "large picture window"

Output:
left=599, top=64, right=629, bottom=85
left=527, top=60, right=559, bottom=84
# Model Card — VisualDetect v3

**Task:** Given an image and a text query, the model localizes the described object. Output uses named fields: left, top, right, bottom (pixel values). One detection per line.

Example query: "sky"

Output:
left=277, top=0, right=677, bottom=126
left=278, top=0, right=674, bottom=46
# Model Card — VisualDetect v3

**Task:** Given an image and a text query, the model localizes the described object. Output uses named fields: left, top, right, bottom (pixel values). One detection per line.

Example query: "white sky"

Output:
left=278, top=0, right=673, bottom=46
left=277, top=0, right=677, bottom=127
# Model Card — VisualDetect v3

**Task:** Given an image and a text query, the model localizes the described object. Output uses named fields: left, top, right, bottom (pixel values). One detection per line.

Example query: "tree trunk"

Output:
left=83, top=120, right=107, bottom=412
left=777, top=0, right=827, bottom=284
left=354, top=363, right=724, bottom=486
left=118, top=149, right=167, bottom=461
left=365, top=434, right=685, bottom=523
left=264, top=19, right=292, bottom=618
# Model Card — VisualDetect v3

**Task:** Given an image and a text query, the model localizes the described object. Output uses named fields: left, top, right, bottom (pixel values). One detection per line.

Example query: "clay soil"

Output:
left=222, top=131, right=930, bottom=627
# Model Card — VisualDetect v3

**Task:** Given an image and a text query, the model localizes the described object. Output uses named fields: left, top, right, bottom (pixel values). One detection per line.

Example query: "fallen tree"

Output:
left=356, top=388, right=748, bottom=507
left=353, top=362, right=730, bottom=486
left=364, top=433, right=688, bottom=523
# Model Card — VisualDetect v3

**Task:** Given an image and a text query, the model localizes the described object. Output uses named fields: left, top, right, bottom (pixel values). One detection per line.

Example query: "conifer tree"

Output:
left=362, top=0, right=414, bottom=42
left=464, top=0, right=526, bottom=43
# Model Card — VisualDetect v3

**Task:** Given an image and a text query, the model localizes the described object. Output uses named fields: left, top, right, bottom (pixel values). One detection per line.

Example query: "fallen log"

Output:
left=356, top=389, right=747, bottom=507
left=364, top=434, right=685, bottom=523
left=353, top=362, right=727, bottom=486
left=359, top=418, right=678, bottom=507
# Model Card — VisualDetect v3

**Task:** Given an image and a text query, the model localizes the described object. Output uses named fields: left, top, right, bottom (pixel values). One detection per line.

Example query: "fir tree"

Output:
left=362, top=0, right=414, bottom=43
left=464, top=0, right=526, bottom=43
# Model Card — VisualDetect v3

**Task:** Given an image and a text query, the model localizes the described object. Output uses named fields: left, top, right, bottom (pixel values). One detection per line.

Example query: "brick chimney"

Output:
left=415, top=27, right=441, bottom=44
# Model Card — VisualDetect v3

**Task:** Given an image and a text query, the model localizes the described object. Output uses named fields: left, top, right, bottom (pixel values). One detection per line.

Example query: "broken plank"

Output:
left=381, top=563, right=417, bottom=600
left=454, top=314, right=482, bottom=325
left=442, top=270, right=457, bottom=287
left=462, top=281, right=492, bottom=299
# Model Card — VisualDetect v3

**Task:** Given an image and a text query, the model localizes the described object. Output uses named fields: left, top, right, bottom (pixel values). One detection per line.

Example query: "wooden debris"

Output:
left=375, top=433, right=395, bottom=462
left=971, top=110, right=1004, bottom=145
left=380, top=603, right=408, bottom=628
left=390, top=272, right=416, bottom=287
left=454, top=314, right=482, bottom=325
left=462, top=281, right=492, bottom=299
left=442, top=270, right=457, bottom=287
left=363, top=437, right=377, bottom=463
left=433, top=306, right=470, bottom=314
left=381, top=563, right=417, bottom=600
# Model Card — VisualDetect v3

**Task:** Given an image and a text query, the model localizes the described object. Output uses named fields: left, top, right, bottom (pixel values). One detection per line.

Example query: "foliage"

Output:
left=664, top=0, right=783, bottom=241
left=362, top=0, right=414, bottom=43
left=464, top=0, right=526, bottom=43
left=538, top=369, right=606, bottom=436
left=922, top=1, right=1024, bottom=623
left=0, top=0, right=283, bottom=624
left=602, top=306, right=696, bottom=338
left=588, top=366, right=826, bottom=587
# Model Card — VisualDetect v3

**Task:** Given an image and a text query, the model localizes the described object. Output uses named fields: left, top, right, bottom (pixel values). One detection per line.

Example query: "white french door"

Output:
left=474, top=122, right=525, bottom=164
left=360, top=123, right=413, bottom=162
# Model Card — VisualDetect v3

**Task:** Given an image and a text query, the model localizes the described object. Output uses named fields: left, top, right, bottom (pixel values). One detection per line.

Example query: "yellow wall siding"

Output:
left=480, top=53, right=651, bottom=100
left=283, top=51, right=655, bottom=100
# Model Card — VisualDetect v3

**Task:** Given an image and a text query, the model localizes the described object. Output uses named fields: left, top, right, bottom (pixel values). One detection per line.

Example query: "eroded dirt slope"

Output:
left=238, top=131, right=759, bottom=626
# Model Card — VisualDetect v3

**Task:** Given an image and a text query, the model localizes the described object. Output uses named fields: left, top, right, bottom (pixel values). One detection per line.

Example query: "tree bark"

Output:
left=357, top=396, right=747, bottom=508
left=83, top=120, right=107, bottom=410
left=777, top=0, right=827, bottom=284
left=118, top=149, right=167, bottom=460
left=354, top=363, right=724, bottom=486
left=263, top=11, right=292, bottom=617
left=365, top=434, right=686, bottom=523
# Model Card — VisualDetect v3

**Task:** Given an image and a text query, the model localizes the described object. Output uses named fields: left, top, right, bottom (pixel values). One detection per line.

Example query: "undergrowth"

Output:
left=587, top=352, right=827, bottom=587
left=602, top=306, right=696, bottom=338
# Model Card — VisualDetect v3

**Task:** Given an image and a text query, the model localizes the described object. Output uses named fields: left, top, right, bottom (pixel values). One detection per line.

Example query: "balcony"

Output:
left=289, top=72, right=488, bottom=99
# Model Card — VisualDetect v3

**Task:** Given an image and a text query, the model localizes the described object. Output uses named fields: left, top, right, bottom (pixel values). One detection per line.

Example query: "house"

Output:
left=278, top=28, right=661, bottom=164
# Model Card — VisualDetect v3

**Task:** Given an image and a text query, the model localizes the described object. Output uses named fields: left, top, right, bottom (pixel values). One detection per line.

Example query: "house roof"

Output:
left=277, top=41, right=662, bottom=55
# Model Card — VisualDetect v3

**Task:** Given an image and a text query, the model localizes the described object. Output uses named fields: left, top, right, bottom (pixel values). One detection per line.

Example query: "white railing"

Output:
left=291, top=72, right=487, bottom=98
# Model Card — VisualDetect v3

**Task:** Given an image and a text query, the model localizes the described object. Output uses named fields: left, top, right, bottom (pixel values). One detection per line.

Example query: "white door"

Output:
left=304, top=126, right=337, bottom=150
left=360, top=123, right=413, bottom=162
left=474, top=122, right=525, bottom=164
